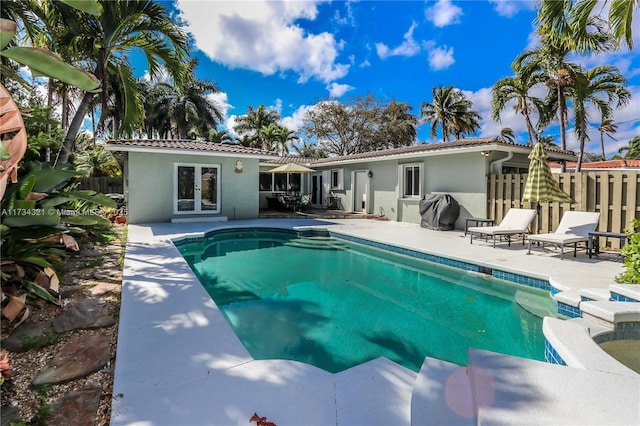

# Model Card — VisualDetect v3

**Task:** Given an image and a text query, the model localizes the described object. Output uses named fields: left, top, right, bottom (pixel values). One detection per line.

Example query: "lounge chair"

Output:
left=468, top=208, right=537, bottom=247
left=527, top=211, right=600, bottom=260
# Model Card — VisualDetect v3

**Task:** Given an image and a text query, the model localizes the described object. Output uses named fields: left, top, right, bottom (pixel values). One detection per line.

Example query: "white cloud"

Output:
left=428, top=46, right=455, bottom=70
left=207, top=91, right=232, bottom=123
left=281, top=104, right=314, bottom=132
left=326, top=82, right=354, bottom=98
left=425, top=0, right=463, bottom=28
left=488, top=0, right=535, bottom=18
left=176, top=0, right=349, bottom=83
left=375, top=22, right=421, bottom=59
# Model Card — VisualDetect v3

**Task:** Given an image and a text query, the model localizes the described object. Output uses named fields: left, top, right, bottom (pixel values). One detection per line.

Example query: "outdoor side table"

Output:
left=465, top=217, right=495, bottom=236
left=588, top=231, right=628, bottom=258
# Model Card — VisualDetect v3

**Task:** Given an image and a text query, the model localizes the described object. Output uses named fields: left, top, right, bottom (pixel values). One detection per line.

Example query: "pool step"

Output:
left=282, top=238, right=349, bottom=251
left=514, top=290, right=558, bottom=319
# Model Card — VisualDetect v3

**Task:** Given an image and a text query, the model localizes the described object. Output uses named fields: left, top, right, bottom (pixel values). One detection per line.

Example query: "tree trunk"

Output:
left=57, top=91, right=96, bottom=164
left=576, top=137, right=585, bottom=172
left=557, top=86, right=567, bottom=172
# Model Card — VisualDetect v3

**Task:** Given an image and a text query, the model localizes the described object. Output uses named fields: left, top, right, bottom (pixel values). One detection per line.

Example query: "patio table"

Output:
left=587, top=231, right=627, bottom=259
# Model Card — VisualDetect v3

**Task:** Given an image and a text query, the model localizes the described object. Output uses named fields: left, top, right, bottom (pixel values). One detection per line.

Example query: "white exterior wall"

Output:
left=319, top=152, right=490, bottom=229
left=422, top=153, right=488, bottom=229
left=126, top=152, right=260, bottom=223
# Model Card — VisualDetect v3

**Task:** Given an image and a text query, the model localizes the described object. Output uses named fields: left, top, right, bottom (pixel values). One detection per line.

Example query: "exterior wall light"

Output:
left=235, top=160, right=243, bottom=173
left=480, top=151, right=491, bottom=157
left=368, top=170, right=373, bottom=178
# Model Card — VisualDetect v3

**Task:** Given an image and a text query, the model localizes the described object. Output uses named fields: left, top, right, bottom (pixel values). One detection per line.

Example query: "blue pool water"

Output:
left=176, top=228, right=557, bottom=373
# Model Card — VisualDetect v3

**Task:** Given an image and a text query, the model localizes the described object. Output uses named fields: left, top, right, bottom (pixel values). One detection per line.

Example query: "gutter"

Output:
left=489, top=151, right=513, bottom=174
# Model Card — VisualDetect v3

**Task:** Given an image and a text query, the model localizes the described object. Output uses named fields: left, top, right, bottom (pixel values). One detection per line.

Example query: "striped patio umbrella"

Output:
left=522, top=142, right=572, bottom=233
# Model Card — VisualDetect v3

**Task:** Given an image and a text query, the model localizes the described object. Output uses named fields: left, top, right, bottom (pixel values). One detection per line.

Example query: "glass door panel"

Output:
left=200, top=167, right=218, bottom=211
left=177, top=166, right=195, bottom=212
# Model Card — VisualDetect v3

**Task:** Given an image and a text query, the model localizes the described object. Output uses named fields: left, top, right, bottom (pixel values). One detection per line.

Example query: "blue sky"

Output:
left=162, top=0, right=639, bottom=158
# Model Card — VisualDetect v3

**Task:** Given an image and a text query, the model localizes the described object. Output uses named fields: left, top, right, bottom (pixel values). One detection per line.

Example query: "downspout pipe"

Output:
left=488, top=151, right=513, bottom=174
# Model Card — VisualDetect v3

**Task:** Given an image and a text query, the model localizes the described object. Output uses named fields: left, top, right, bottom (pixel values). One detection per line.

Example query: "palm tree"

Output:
left=618, top=136, right=640, bottom=159
left=598, top=118, right=618, bottom=160
left=498, top=127, right=516, bottom=143
left=234, top=105, right=280, bottom=149
left=570, top=65, right=630, bottom=171
left=73, top=145, right=121, bottom=177
left=292, top=140, right=327, bottom=159
left=273, top=126, right=299, bottom=155
left=537, top=0, right=639, bottom=50
left=420, top=86, right=481, bottom=142
left=207, top=129, right=236, bottom=144
left=492, top=61, right=548, bottom=145
left=57, top=0, right=189, bottom=163
left=259, top=123, right=280, bottom=151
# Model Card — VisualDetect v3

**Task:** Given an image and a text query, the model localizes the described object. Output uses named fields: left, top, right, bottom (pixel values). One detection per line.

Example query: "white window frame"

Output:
left=399, top=163, right=422, bottom=199
left=329, top=168, right=344, bottom=190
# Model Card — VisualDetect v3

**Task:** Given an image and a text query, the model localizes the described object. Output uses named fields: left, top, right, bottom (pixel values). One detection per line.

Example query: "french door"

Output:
left=174, top=163, right=221, bottom=214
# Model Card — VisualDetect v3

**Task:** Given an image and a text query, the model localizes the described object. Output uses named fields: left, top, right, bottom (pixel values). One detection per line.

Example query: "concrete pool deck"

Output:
left=111, top=219, right=639, bottom=425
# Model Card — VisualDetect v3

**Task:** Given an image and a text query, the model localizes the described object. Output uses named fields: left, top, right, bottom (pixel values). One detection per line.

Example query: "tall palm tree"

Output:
left=492, top=61, right=549, bottom=145
left=598, top=118, right=618, bottom=160
left=259, top=123, right=280, bottom=152
left=570, top=65, right=630, bottom=171
left=420, top=86, right=481, bottom=142
left=57, top=0, right=189, bottom=163
left=234, top=105, right=280, bottom=149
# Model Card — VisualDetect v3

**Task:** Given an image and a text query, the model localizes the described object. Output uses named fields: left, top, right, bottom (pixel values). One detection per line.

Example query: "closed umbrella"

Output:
left=522, top=142, right=573, bottom=233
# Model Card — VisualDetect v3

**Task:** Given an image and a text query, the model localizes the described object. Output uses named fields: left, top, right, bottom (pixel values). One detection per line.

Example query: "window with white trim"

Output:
left=330, top=169, right=344, bottom=190
left=402, top=163, right=421, bottom=198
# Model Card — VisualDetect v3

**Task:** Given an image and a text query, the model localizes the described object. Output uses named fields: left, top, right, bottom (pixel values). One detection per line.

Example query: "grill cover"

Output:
left=419, top=194, right=460, bottom=231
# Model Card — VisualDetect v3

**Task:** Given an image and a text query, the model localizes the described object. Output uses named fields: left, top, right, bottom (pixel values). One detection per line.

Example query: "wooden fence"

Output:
left=74, top=177, right=123, bottom=194
left=487, top=171, right=640, bottom=249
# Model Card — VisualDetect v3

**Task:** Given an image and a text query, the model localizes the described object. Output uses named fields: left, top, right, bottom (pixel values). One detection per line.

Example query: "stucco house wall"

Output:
left=126, top=151, right=260, bottom=223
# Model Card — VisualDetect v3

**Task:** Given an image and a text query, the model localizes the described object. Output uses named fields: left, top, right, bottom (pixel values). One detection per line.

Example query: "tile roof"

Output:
left=106, top=139, right=279, bottom=157
left=308, top=138, right=574, bottom=164
left=550, top=159, right=640, bottom=169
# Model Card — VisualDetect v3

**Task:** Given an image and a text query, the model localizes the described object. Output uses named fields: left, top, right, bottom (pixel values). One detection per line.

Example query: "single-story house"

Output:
left=106, top=138, right=576, bottom=227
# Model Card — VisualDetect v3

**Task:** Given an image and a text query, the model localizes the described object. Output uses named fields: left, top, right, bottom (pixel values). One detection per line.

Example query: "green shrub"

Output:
left=616, top=219, right=640, bottom=284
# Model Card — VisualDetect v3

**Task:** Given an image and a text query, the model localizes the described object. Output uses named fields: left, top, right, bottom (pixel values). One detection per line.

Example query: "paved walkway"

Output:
left=111, top=219, right=637, bottom=425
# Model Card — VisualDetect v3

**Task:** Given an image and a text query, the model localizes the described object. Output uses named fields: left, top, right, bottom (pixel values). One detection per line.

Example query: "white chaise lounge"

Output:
left=527, top=211, right=600, bottom=260
left=468, top=208, right=537, bottom=247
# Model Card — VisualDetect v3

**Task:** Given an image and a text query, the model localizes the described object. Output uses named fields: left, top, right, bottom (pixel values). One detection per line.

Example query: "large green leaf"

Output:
left=25, top=168, right=79, bottom=193
left=2, top=210, right=60, bottom=228
left=0, top=18, right=16, bottom=51
left=63, top=190, right=117, bottom=208
left=22, top=280, right=60, bottom=305
left=57, top=0, right=102, bottom=16
left=11, top=199, right=37, bottom=210
left=0, top=141, right=10, bottom=161
left=0, top=47, right=100, bottom=93
left=17, top=175, right=35, bottom=199
left=39, top=195, right=74, bottom=209
left=61, top=213, right=110, bottom=226
left=19, top=256, right=51, bottom=269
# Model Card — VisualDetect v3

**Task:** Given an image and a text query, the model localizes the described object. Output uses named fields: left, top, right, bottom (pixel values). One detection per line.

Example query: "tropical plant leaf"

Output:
left=0, top=142, right=9, bottom=161
left=7, top=226, right=65, bottom=242
left=1, top=209, right=60, bottom=227
left=61, top=213, right=110, bottom=226
left=62, top=190, right=117, bottom=208
left=25, top=168, right=78, bottom=193
left=22, top=279, right=60, bottom=305
left=40, top=195, right=73, bottom=209
left=0, top=47, right=101, bottom=93
left=16, top=174, right=35, bottom=199
left=0, top=18, right=16, bottom=51
left=57, top=0, right=102, bottom=16
left=19, top=256, right=52, bottom=269
left=11, top=199, right=36, bottom=210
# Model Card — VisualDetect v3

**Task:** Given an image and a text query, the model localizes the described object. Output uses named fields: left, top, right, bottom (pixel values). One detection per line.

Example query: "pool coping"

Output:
left=111, top=219, right=638, bottom=425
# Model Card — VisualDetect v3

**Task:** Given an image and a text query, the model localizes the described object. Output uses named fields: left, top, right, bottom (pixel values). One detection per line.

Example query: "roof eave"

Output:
left=105, top=144, right=279, bottom=160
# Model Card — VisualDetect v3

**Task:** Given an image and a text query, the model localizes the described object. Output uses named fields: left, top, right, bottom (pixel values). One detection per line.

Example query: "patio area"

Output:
left=111, top=218, right=639, bottom=425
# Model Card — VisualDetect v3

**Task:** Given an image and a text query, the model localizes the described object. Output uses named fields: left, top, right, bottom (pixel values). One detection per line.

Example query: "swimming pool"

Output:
left=176, top=228, right=558, bottom=373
